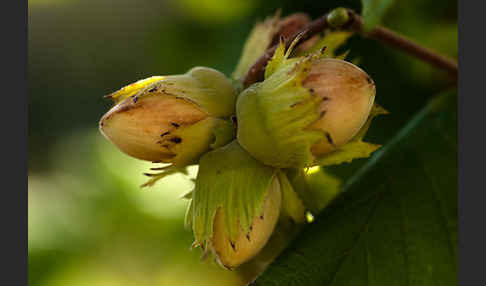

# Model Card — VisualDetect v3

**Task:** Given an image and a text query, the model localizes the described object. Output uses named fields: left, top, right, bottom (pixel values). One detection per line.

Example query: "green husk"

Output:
left=105, top=76, right=165, bottom=104
left=277, top=171, right=307, bottom=224
left=236, top=40, right=325, bottom=168
left=192, top=141, right=278, bottom=246
left=142, top=117, right=236, bottom=187
left=130, top=67, right=237, bottom=118
left=294, top=30, right=353, bottom=58
left=184, top=198, right=194, bottom=230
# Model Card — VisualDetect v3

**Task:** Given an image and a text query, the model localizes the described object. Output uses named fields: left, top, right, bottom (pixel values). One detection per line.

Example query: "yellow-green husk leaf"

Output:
left=295, top=30, right=353, bottom=58
left=211, top=178, right=281, bottom=268
left=100, top=66, right=239, bottom=187
left=192, top=140, right=278, bottom=246
left=264, top=39, right=287, bottom=78
left=316, top=141, right=381, bottom=166
left=131, top=67, right=237, bottom=118
left=236, top=42, right=325, bottom=168
left=142, top=117, right=235, bottom=187
left=185, top=198, right=193, bottom=230
left=210, top=119, right=236, bottom=149
left=167, top=117, right=232, bottom=166
left=106, top=76, right=165, bottom=104
left=277, top=171, right=307, bottom=224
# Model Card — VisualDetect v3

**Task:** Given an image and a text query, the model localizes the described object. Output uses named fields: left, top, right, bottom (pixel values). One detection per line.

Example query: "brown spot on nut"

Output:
left=325, top=132, right=335, bottom=145
left=169, top=137, right=182, bottom=143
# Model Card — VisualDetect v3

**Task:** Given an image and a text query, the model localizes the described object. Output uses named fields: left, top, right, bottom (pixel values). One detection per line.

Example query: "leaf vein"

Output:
left=327, top=187, right=385, bottom=286
left=393, top=176, right=411, bottom=286
left=420, top=160, right=455, bottom=258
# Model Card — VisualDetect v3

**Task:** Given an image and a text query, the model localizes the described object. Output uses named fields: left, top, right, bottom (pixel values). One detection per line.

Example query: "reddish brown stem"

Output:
left=348, top=10, right=458, bottom=77
left=242, top=9, right=458, bottom=88
left=369, top=27, right=458, bottom=75
left=242, top=14, right=330, bottom=88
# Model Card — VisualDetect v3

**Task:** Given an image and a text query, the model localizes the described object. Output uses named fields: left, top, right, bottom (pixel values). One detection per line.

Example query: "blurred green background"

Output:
left=28, top=0, right=457, bottom=285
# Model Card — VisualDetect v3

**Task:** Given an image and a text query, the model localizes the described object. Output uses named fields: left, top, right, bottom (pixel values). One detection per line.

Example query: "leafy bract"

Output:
left=237, top=41, right=324, bottom=168
left=294, top=30, right=353, bottom=58
left=130, top=67, right=237, bottom=118
left=142, top=117, right=235, bottom=187
left=105, top=76, right=165, bottom=104
left=192, top=141, right=278, bottom=246
left=277, top=171, right=307, bottom=224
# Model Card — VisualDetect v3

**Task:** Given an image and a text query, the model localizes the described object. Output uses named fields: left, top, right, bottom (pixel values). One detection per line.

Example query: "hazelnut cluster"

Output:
left=99, top=10, right=385, bottom=269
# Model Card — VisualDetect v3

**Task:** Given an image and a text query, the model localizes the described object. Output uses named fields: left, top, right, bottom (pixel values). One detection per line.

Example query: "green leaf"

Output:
left=361, top=0, right=396, bottom=31
left=254, top=91, right=457, bottom=285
